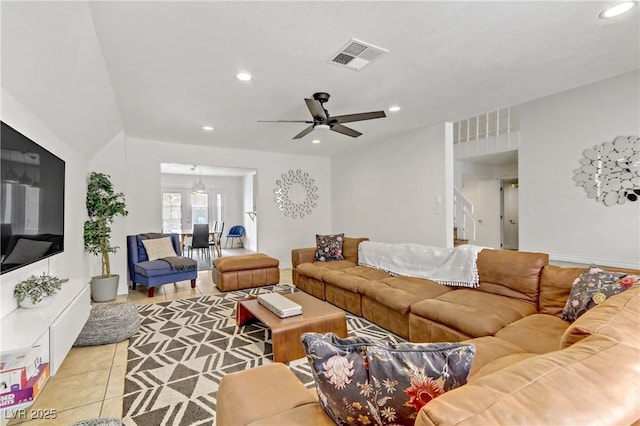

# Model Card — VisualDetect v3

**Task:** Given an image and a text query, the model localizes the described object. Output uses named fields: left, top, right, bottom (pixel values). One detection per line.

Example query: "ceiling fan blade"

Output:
left=331, top=124, right=362, bottom=138
left=293, top=125, right=315, bottom=139
left=257, top=120, right=313, bottom=123
left=305, top=98, right=328, bottom=121
left=331, top=111, right=386, bottom=124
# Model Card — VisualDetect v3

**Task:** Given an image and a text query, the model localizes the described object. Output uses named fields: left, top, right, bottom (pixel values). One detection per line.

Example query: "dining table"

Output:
left=179, top=230, right=222, bottom=258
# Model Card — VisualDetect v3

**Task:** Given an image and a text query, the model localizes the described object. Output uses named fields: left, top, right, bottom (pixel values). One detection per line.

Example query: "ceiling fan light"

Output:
left=312, top=139, right=321, bottom=144
left=314, top=124, right=330, bottom=132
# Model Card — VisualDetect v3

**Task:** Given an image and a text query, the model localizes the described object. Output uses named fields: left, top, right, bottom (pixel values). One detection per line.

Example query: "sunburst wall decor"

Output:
left=274, top=169, right=318, bottom=219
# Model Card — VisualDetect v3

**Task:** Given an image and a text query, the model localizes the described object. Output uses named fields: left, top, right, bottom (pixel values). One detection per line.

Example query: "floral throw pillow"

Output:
left=315, top=233, right=345, bottom=261
left=561, top=266, right=640, bottom=322
left=301, top=332, right=475, bottom=425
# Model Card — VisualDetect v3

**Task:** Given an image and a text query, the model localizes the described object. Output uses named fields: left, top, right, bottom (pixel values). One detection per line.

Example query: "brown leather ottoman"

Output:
left=212, top=253, right=280, bottom=291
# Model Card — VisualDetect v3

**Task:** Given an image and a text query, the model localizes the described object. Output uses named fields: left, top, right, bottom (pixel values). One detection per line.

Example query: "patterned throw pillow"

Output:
left=561, top=266, right=640, bottom=322
left=315, top=233, right=345, bottom=261
left=301, top=333, right=475, bottom=425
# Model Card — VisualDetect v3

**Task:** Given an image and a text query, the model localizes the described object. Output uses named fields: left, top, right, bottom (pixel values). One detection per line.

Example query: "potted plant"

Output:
left=84, top=171, right=128, bottom=302
left=14, top=273, right=64, bottom=309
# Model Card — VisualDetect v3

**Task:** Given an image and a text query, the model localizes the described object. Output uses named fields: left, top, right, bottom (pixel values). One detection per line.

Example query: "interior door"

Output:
left=473, top=179, right=502, bottom=249
left=502, top=180, right=519, bottom=250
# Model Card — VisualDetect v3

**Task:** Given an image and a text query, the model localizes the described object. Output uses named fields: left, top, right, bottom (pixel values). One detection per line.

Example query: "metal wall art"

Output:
left=573, top=135, right=640, bottom=206
left=274, top=169, right=318, bottom=219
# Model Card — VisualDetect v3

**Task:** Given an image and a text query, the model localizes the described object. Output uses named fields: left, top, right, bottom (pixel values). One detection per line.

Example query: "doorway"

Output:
left=458, top=150, right=519, bottom=250
left=159, top=163, right=258, bottom=252
left=502, top=179, right=519, bottom=250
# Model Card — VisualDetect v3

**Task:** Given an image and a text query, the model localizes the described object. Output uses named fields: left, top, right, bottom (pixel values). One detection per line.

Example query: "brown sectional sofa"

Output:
left=217, top=237, right=640, bottom=425
left=292, top=238, right=549, bottom=341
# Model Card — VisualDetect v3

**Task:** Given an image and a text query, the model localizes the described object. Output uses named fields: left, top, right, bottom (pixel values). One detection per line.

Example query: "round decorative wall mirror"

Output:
left=274, top=169, right=318, bottom=219
left=573, top=135, right=640, bottom=206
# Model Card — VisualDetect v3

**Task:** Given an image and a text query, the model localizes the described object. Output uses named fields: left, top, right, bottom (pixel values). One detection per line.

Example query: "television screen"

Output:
left=0, top=121, right=65, bottom=274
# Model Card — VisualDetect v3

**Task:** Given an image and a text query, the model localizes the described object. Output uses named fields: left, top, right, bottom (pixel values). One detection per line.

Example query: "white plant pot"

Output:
left=19, top=296, right=53, bottom=309
left=90, top=275, right=120, bottom=302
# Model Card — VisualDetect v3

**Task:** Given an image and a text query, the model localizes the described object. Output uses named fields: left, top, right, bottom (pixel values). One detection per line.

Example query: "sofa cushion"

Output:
left=361, top=281, right=428, bottom=314
left=561, top=266, right=638, bottom=322
left=315, top=233, right=344, bottom=261
left=323, top=270, right=369, bottom=293
left=416, top=334, right=640, bottom=426
left=133, top=259, right=197, bottom=278
left=342, top=265, right=393, bottom=281
left=463, top=336, right=528, bottom=377
left=380, top=276, right=453, bottom=300
left=141, top=237, right=177, bottom=260
left=343, top=237, right=369, bottom=264
left=296, top=260, right=356, bottom=281
left=495, top=314, right=569, bottom=354
left=471, top=353, right=538, bottom=381
left=561, top=285, right=640, bottom=350
left=410, top=290, right=537, bottom=338
left=301, top=332, right=475, bottom=426
left=475, top=249, right=548, bottom=305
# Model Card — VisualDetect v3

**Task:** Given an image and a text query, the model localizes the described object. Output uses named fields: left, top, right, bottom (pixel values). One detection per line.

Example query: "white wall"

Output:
left=115, top=138, right=331, bottom=269
left=242, top=173, right=257, bottom=251
left=1, top=89, right=89, bottom=318
left=87, top=131, right=129, bottom=294
left=332, top=124, right=452, bottom=247
left=519, top=71, right=640, bottom=268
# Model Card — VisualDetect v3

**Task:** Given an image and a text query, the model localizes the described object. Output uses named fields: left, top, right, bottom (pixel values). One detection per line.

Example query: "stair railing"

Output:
left=454, top=187, right=476, bottom=241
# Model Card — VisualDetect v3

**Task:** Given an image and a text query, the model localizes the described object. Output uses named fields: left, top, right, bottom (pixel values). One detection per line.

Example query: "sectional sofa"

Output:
left=217, top=237, right=640, bottom=425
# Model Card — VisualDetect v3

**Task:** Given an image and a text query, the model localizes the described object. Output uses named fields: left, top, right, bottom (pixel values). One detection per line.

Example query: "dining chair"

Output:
left=189, top=223, right=211, bottom=259
left=210, top=221, right=224, bottom=256
left=225, top=225, right=245, bottom=248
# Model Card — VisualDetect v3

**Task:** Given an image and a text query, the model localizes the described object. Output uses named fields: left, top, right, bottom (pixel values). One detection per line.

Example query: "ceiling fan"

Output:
left=258, top=92, right=386, bottom=139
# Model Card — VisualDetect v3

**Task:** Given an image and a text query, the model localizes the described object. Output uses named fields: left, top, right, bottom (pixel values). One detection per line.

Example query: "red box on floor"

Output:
left=0, top=363, right=49, bottom=409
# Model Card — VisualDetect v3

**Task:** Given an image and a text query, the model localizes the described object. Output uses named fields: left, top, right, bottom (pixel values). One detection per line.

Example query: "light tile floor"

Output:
left=8, top=250, right=292, bottom=425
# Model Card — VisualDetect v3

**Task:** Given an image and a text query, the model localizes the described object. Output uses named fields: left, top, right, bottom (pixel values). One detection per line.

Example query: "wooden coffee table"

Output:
left=236, top=291, right=348, bottom=363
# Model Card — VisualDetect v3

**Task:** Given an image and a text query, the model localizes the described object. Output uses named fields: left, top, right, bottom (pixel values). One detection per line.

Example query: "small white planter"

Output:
left=90, top=275, right=120, bottom=302
left=19, top=296, right=54, bottom=309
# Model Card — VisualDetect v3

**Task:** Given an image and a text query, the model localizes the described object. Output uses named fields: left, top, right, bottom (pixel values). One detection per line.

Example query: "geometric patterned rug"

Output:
left=122, top=285, right=403, bottom=425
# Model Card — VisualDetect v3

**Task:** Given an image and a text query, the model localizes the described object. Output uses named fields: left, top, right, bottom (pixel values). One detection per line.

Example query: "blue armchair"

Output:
left=127, top=233, right=198, bottom=297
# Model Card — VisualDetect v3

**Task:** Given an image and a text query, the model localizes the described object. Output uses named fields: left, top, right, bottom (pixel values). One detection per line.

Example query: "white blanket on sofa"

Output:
left=358, top=241, right=486, bottom=287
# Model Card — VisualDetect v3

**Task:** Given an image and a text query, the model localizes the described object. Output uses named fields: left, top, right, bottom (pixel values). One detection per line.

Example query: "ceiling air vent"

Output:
left=328, top=38, right=389, bottom=71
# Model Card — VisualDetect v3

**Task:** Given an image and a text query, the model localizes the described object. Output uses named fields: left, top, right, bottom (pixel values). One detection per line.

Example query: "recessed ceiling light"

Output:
left=312, top=139, right=321, bottom=144
left=388, top=105, right=401, bottom=112
left=236, top=72, right=252, bottom=81
left=202, top=125, right=214, bottom=131
left=599, top=1, right=637, bottom=19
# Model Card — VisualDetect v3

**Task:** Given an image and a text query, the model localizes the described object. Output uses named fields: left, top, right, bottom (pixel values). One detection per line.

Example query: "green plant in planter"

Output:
left=83, top=171, right=128, bottom=278
left=14, top=273, right=64, bottom=305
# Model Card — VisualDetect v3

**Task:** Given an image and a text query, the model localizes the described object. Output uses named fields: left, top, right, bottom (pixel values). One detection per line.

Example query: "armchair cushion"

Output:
left=142, top=237, right=177, bottom=260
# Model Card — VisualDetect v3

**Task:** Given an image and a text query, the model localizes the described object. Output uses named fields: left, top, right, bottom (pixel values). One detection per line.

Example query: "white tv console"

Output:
left=1, top=278, right=90, bottom=397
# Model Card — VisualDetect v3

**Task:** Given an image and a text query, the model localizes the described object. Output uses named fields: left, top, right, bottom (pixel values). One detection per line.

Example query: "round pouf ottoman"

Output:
left=74, top=302, right=140, bottom=347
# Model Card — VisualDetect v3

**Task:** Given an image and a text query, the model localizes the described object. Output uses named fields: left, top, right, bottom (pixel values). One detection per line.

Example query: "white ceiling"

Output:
left=2, top=1, right=638, bottom=159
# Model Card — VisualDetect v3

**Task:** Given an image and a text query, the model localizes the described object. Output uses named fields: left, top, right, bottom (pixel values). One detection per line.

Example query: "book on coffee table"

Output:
left=257, top=293, right=302, bottom=318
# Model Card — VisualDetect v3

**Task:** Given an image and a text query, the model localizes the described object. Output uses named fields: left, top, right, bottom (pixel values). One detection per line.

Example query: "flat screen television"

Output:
left=0, top=121, right=65, bottom=274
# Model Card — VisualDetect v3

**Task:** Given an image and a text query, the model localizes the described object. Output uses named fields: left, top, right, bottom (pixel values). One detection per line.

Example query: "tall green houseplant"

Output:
left=84, top=172, right=128, bottom=278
